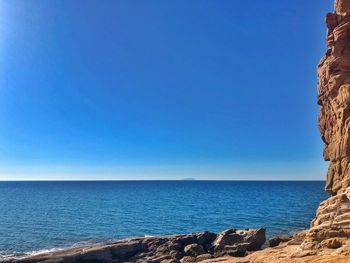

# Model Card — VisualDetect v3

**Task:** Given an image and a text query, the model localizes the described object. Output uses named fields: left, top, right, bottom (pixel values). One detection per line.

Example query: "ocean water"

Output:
left=0, top=181, right=327, bottom=258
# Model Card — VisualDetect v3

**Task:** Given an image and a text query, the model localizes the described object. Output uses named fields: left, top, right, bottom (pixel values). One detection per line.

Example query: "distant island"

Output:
left=181, top=178, right=196, bottom=181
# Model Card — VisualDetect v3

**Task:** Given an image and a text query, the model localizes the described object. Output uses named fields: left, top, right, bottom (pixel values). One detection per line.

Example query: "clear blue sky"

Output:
left=0, top=0, right=333, bottom=180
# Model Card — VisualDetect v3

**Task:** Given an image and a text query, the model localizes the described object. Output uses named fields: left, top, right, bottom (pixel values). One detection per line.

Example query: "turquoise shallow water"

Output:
left=0, top=181, right=327, bottom=258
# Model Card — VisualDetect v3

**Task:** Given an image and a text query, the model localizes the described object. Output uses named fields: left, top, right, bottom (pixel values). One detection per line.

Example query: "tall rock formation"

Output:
left=318, top=0, right=350, bottom=196
left=304, top=0, right=350, bottom=249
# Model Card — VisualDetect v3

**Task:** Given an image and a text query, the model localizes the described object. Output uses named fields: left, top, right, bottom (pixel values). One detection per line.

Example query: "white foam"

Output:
left=0, top=236, right=152, bottom=260
left=0, top=247, right=65, bottom=261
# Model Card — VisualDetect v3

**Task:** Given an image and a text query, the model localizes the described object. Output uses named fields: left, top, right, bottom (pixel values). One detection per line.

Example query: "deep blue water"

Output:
left=0, top=181, right=327, bottom=258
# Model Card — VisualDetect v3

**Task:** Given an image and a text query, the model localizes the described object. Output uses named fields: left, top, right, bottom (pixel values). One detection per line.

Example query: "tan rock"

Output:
left=302, top=0, right=350, bottom=251
left=196, top=253, right=212, bottom=262
left=321, top=237, right=346, bottom=249
left=335, top=0, right=350, bottom=15
left=180, top=256, right=196, bottom=263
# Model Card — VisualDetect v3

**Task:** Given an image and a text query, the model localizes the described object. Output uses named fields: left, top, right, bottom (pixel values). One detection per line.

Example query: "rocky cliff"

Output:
left=301, top=0, right=350, bottom=250
left=318, top=0, right=350, bottom=196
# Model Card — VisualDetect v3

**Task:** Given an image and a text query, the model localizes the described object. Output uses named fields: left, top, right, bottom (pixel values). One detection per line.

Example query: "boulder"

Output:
left=184, top=244, right=205, bottom=257
left=110, top=240, right=144, bottom=258
left=223, top=243, right=251, bottom=257
left=196, top=231, right=217, bottom=245
left=146, top=238, right=169, bottom=252
left=268, top=235, right=292, bottom=247
left=175, top=235, right=196, bottom=247
left=213, top=229, right=243, bottom=251
left=169, top=250, right=184, bottom=260
left=213, top=228, right=265, bottom=255
left=240, top=228, right=266, bottom=250
left=156, top=243, right=171, bottom=254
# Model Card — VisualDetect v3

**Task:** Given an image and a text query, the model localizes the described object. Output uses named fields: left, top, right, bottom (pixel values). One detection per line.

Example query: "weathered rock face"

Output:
left=303, top=0, right=350, bottom=249
left=335, top=0, right=350, bottom=15
left=317, top=1, right=350, bottom=196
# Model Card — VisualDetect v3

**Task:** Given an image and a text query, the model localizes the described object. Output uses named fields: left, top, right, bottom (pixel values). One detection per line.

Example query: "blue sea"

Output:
left=0, top=181, right=327, bottom=258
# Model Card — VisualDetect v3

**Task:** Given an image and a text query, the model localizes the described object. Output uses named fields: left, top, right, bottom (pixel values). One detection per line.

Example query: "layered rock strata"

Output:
left=4, top=229, right=265, bottom=263
left=301, top=0, right=350, bottom=249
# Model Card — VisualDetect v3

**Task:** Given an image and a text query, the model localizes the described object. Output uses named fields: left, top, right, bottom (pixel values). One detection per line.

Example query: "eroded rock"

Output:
left=213, top=228, right=265, bottom=257
left=268, top=235, right=292, bottom=248
left=7, top=229, right=265, bottom=263
left=184, top=244, right=205, bottom=257
left=300, top=0, right=350, bottom=251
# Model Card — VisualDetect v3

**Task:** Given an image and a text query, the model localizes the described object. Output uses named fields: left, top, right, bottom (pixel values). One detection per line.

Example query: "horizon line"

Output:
left=0, top=179, right=326, bottom=182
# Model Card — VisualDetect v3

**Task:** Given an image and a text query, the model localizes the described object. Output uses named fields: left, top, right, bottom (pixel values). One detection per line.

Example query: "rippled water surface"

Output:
left=0, top=181, right=327, bottom=257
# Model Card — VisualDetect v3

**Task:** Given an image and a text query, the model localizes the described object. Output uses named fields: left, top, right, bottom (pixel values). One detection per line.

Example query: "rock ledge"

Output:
left=4, top=228, right=265, bottom=263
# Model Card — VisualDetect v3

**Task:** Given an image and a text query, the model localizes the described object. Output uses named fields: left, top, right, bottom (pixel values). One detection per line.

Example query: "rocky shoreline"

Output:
left=3, top=229, right=266, bottom=263
left=5, top=1, right=350, bottom=263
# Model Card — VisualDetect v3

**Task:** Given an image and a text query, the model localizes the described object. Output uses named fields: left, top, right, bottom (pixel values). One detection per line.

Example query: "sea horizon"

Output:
left=0, top=179, right=327, bottom=182
left=1, top=1, right=340, bottom=262
left=0, top=180, right=327, bottom=258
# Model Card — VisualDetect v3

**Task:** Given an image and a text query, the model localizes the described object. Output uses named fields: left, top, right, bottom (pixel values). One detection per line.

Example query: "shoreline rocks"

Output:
left=268, top=235, right=292, bottom=248
left=4, top=228, right=265, bottom=263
